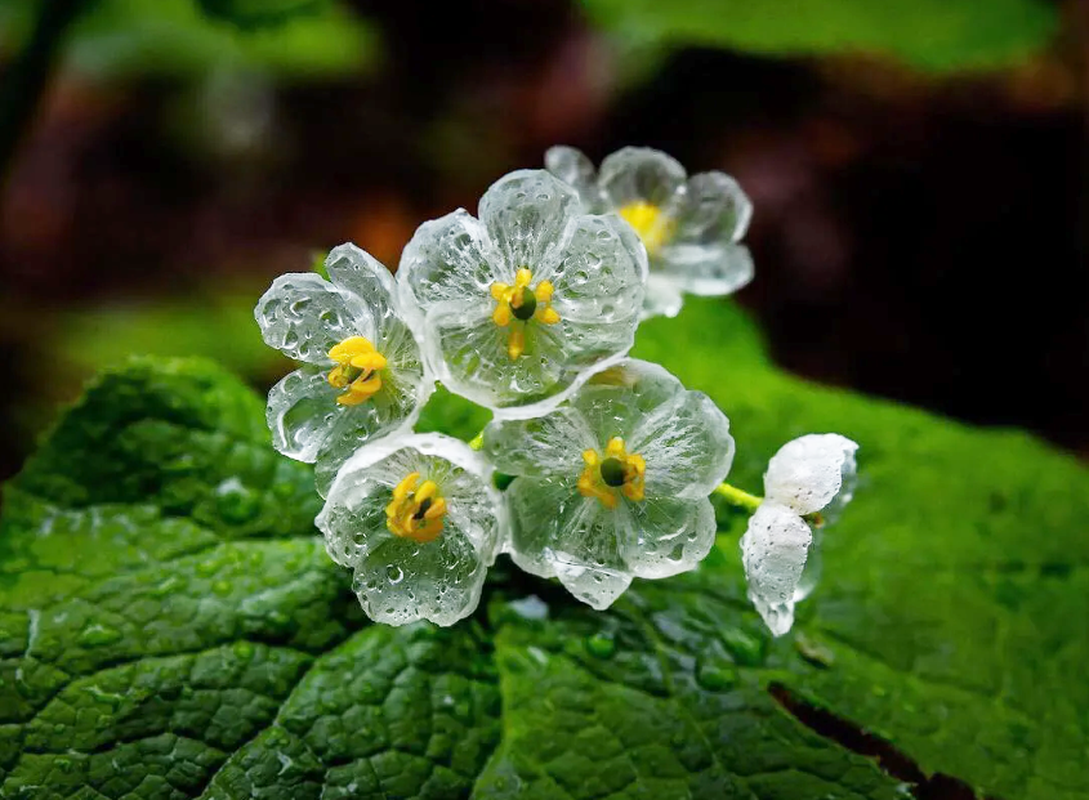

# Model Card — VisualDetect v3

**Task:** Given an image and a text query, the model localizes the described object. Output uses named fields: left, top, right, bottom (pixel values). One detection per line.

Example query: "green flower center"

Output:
left=600, top=457, right=627, bottom=487
left=511, top=287, right=538, bottom=321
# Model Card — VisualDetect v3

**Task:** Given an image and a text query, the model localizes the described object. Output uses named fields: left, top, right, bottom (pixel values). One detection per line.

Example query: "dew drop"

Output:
left=78, top=623, right=123, bottom=648
left=233, top=641, right=255, bottom=660
left=721, top=628, right=766, bottom=667
left=695, top=658, right=738, bottom=692
left=585, top=631, right=616, bottom=659
left=386, top=565, right=404, bottom=584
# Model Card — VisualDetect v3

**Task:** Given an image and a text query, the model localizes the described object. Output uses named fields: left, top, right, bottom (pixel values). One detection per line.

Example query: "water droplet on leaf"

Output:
left=585, top=632, right=616, bottom=659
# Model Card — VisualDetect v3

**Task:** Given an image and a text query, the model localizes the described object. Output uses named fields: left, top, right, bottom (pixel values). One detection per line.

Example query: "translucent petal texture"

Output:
left=763, top=433, right=861, bottom=516
left=656, top=243, right=755, bottom=298
left=478, top=170, right=580, bottom=272
left=397, top=210, right=504, bottom=323
left=425, top=307, right=574, bottom=416
left=794, top=527, right=823, bottom=603
left=630, top=387, right=735, bottom=501
left=398, top=172, right=647, bottom=416
left=617, top=495, right=716, bottom=580
left=546, top=214, right=647, bottom=323
left=265, top=366, right=341, bottom=462
left=740, top=501, right=813, bottom=637
left=489, top=359, right=732, bottom=608
left=505, top=476, right=632, bottom=610
left=598, top=146, right=686, bottom=210
left=571, top=360, right=704, bottom=452
left=544, top=145, right=604, bottom=211
left=483, top=407, right=595, bottom=479
left=324, top=242, right=398, bottom=318
left=255, top=272, right=373, bottom=364
left=642, top=274, right=685, bottom=320
left=315, top=434, right=504, bottom=627
left=673, top=171, right=753, bottom=246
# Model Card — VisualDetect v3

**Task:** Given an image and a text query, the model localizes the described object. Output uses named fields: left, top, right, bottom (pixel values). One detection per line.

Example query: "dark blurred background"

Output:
left=1, top=0, right=1086, bottom=482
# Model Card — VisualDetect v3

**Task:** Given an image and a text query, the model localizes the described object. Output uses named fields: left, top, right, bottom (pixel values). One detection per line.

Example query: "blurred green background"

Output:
left=0, top=0, right=1085, bottom=481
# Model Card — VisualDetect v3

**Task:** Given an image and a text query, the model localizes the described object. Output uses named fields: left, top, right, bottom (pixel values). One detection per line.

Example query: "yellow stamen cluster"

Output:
left=385, top=471, right=447, bottom=543
left=327, top=336, right=387, bottom=406
left=490, top=268, right=561, bottom=360
left=578, top=437, right=646, bottom=509
left=619, top=201, right=675, bottom=255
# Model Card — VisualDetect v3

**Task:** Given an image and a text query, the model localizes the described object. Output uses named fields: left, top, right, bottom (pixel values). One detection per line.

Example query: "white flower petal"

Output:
left=397, top=209, right=504, bottom=325
left=547, top=214, right=647, bottom=323
left=265, top=366, right=340, bottom=463
left=598, top=146, right=686, bottom=209
left=641, top=274, right=684, bottom=320
left=674, top=171, right=752, bottom=245
left=478, top=169, right=580, bottom=271
left=544, top=145, right=604, bottom=210
left=619, top=496, right=715, bottom=580
left=631, top=388, right=734, bottom=501
left=315, top=433, right=504, bottom=627
left=763, top=433, right=860, bottom=516
left=483, top=407, right=596, bottom=479
left=740, top=502, right=812, bottom=637
left=794, top=527, right=823, bottom=603
left=506, top=475, right=631, bottom=610
left=324, top=242, right=397, bottom=314
left=655, top=242, right=754, bottom=299
left=568, top=359, right=680, bottom=446
left=254, top=272, right=372, bottom=364
left=352, top=530, right=486, bottom=627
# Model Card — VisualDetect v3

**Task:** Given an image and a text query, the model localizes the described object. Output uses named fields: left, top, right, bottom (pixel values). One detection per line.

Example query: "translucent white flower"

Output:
left=740, top=434, right=859, bottom=636
left=483, top=359, right=734, bottom=609
left=546, top=145, right=753, bottom=319
left=397, top=169, right=648, bottom=418
left=315, top=433, right=505, bottom=627
left=255, top=243, right=433, bottom=496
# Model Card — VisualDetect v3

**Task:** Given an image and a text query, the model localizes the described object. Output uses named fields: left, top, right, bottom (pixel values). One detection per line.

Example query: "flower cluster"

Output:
left=255, top=146, right=858, bottom=633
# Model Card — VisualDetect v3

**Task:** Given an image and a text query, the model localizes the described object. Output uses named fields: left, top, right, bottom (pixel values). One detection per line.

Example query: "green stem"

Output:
left=713, top=482, right=763, bottom=513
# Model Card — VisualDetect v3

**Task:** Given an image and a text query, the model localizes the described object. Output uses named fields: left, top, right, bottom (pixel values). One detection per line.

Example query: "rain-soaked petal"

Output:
left=740, top=501, right=813, bottom=637
left=315, top=433, right=504, bottom=627
left=763, top=433, right=860, bottom=516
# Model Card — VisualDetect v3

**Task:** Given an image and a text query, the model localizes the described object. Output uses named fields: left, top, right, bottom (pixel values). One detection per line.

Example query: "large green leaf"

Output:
left=580, top=0, right=1058, bottom=72
left=1, top=298, right=1087, bottom=798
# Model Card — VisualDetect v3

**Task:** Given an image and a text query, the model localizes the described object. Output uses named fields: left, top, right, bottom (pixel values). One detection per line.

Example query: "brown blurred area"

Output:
left=1, top=0, right=1087, bottom=481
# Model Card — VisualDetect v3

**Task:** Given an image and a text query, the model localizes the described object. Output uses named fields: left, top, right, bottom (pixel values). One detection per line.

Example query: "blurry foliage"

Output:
left=54, top=286, right=290, bottom=384
left=581, top=0, right=1058, bottom=71
left=195, top=0, right=328, bottom=30
left=0, top=0, right=376, bottom=78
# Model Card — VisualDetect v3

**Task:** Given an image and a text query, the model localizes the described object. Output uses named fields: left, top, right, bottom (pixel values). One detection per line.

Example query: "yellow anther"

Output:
left=385, top=471, right=447, bottom=543
left=577, top=437, right=646, bottom=509
left=619, top=200, right=675, bottom=255
left=327, top=336, right=387, bottom=406
left=489, top=269, right=561, bottom=360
